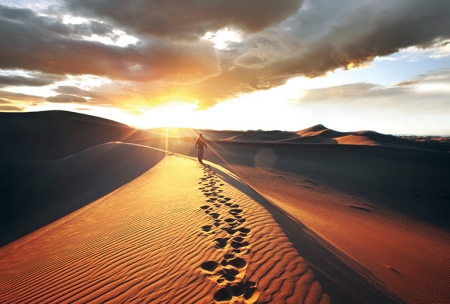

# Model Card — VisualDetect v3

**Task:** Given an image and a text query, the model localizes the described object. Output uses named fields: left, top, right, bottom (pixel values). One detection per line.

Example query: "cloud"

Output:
left=299, top=69, right=450, bottom=113
left=0, top=89, right=44, bottom=103
left=64, top=0, right=304, bottom=40
left=0, top=73, right=63, bottom=87
left=192, top=0, right=450, bottom=103
left=0, top=5, right=220, bottom=84
left=1, top=0, right=449, bottom=109
left=53, top=85, right=109, bottom=103
left=0, top=105, right=25, bottom=111
left=254, top=0, right=450, bottom=82
left=45, top=94, right=88, bottom=103
left=394, top=80, right=419, bottom=87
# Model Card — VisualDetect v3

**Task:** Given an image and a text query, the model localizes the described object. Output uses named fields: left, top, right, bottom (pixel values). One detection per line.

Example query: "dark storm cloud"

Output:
left=0, top=5, right=220, bottom=84
left=0, top=89, right=44, bottom=103
left=0, top=73, right=63, bottom=87
left=2, top=0, right=450, bottom=109
left=184, top=0, right=450, bottom=105
left=45, top=94, right=88, bottom=103
left=64, top=0, right=304, bottom=40
left=254, top=0, right=450, bottom=82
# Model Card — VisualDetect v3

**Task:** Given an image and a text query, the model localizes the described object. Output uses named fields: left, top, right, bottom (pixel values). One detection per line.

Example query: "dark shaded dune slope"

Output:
left=150, top=136, right=450, bottom=230
left=0, top=111, right=149, bottom=159
left=0, top=111, right=163, bottom=246
left=0, top=142, right=165, bottom=247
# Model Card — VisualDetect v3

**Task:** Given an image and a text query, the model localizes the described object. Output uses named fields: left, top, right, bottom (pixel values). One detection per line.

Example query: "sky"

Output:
left=0, top=0, right=449, bottom=135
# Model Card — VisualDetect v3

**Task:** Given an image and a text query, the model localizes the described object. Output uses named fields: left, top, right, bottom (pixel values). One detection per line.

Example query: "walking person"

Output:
left=195, top=133, right=207, bottom=163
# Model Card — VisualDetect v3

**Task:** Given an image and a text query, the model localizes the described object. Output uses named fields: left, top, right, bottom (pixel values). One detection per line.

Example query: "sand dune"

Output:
left=143, top=130, right=450, bottom=303
left=335, top=135, right=380, bottom=145
left=0, top=154, right=331, bottom=303
left=151, top=124, right=450, bottom=152
left=0, top=111, right=148, bottom=160
left=1, top=111, right=450, bottom=303
left=0, top=142, right=164, bottom=246
left=222, top=134, right=264, bottom=142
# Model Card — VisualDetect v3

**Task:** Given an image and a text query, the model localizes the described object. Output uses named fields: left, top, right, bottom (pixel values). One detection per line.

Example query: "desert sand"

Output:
left=1, top=111, right=449, bottom=303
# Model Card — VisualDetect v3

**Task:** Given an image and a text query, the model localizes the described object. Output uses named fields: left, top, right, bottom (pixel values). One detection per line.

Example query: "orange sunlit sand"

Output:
left=1, top=111, right=450, bottom=303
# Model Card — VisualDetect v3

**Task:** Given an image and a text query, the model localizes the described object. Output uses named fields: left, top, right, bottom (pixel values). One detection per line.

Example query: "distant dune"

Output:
left=208, top=124, right=450, bottom=151
left=1, top=111, right=449, bottom=303
left=0, top=111, right=149, bottom=159
left=222, top=134, right=263, bottom=142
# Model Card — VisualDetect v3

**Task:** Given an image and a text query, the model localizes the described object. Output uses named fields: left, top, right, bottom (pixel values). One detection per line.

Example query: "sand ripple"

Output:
left=0, top=154, right=330, bottom=303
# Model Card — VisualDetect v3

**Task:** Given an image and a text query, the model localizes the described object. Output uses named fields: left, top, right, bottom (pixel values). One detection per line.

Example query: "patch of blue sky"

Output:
left=326, top=49, right=450, bottom=87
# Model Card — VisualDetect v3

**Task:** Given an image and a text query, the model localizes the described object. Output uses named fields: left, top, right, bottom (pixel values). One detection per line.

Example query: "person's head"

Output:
left=199, top=133, right=203, bottom=138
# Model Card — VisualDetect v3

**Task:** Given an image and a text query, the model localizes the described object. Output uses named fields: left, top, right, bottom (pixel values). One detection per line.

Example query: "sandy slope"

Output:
left=207, top=144, right=450, bottom=304
left=0, top=153, right=330, bottom=304
left=2, top=112, right=449, bottom=303
left=0, top=142, right=165, bottom=246
left=144, top=135, right=450, bottom=304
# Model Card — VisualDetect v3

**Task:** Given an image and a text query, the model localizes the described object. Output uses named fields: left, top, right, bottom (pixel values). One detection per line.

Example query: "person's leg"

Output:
left=198, top=148, right=204, bottom=162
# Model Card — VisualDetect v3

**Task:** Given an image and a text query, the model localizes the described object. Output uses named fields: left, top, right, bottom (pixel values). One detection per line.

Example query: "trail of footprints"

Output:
left=198, top=165, right=258, bottom=303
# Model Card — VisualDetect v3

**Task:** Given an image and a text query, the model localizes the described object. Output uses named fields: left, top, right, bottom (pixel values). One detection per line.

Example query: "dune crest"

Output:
left=0, top=142, right=165, bottom=246
left=0, top=154, right=330, bottom=303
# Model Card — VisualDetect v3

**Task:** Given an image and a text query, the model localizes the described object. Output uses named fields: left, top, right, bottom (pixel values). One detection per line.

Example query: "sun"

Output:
left=130, top=101, right=200, bottom=129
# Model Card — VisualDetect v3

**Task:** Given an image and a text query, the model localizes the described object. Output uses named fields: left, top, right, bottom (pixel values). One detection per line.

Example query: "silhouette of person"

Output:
left=195, top=133, right=208, bottom=163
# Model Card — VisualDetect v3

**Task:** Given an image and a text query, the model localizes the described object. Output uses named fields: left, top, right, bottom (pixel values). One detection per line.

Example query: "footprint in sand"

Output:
left=202, top=225, right=214, bottom=234
left=227, top=257, right=247, bottom=268
left=224, top=253, right=234, bottom=259
left=231, top=239, right=249, bottom=249
left=200, top=261, right=219, bottom=272
left=229, top=209, right=243, bottom=216
left=214, top=238, right=229, bottom=249
left=225, top=218, right=236, bottom=224
left=214, top=281, right=258, bottom=302
left=197, top=166, right=257, bottom=302
left=217, top=268, right=239, bottom=282
left=238, top=227, right=251, bottom=234
left=221, top=227, right=237, bottom=235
